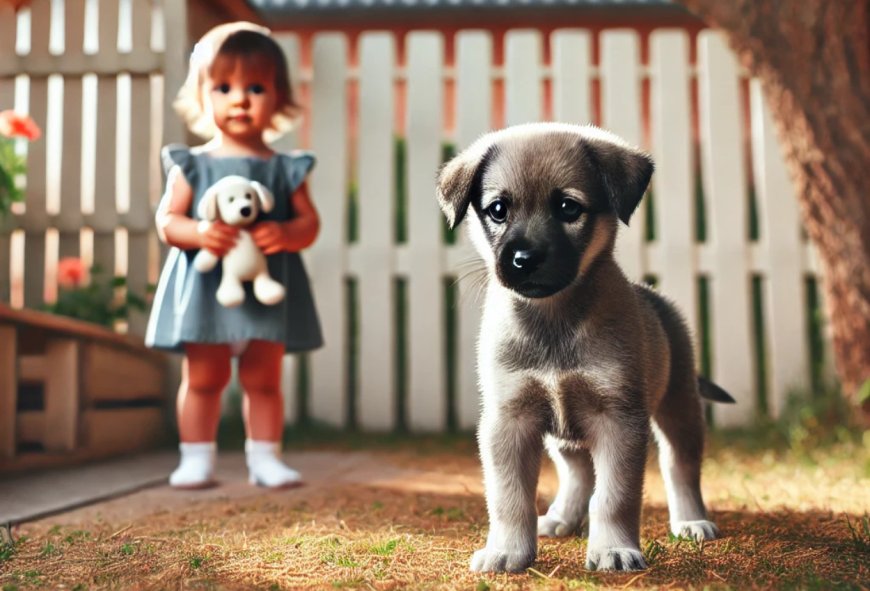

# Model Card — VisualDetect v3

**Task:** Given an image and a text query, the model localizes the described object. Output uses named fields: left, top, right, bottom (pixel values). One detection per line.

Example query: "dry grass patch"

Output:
left=1, top=434, right=868, bottom=590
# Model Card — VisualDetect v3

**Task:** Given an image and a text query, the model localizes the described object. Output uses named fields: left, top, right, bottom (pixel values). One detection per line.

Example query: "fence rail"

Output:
left=0, top=0, right=830, bottom=432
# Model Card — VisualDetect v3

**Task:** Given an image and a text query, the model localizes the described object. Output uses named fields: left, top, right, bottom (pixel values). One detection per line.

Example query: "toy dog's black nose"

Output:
left=512, top=249, right=542, bottom=273
left=240, top=206, right=252, bottom=217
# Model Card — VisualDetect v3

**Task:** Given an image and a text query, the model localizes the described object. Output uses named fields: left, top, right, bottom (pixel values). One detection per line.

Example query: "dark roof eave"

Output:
left=250, top=4, right=701, bottom=30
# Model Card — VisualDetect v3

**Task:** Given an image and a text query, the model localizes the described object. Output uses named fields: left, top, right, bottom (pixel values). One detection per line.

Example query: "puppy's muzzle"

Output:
left=499, top=242, right=562, bottom=299
left=512, top=249, right=542, bottom=273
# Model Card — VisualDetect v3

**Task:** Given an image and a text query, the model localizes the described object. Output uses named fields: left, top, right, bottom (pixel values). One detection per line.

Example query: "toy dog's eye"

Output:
left=556, top=197, right=584, bottom=223
left=486, top=199, right=508, bottom=223
left=228, top=195, right=235, bottom=203
left=245, top=192, right=253, bottom=200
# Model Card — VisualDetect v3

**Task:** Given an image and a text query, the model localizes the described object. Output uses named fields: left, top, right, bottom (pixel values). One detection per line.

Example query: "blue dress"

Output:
left=145, top=144, right=323, bottom=353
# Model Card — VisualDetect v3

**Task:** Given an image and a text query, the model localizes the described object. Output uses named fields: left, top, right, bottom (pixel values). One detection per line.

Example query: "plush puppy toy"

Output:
left=193, top=175, right=286, bottom=307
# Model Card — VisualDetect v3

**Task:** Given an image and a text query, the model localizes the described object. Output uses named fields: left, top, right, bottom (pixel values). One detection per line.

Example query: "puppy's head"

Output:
left=437, top=123, right=653, bottom=299
left=197, top=175, right=275, bottom=227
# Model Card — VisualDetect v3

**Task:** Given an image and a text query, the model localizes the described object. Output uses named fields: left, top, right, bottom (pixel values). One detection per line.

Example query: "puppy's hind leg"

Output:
left=652, top=383, right=719, bottom=542
left=538, top=437, right=594, bottom=538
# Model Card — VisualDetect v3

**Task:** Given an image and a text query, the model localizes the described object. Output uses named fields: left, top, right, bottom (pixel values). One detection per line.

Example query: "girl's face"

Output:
left=205, top=56, right=278, bottom=142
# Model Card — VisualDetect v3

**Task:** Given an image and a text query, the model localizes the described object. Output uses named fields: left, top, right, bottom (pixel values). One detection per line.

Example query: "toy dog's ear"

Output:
left=437, top=137, right=497, bottom=229
left=250, top=180, right=275, bottom=214
left=197, top=185, right=219, bottom=221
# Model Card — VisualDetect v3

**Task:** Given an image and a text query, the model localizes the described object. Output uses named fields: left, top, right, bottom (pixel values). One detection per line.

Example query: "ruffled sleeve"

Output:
left=160, top=143, right=198, bottom=188
left=282, top=151, right=316, bottom=193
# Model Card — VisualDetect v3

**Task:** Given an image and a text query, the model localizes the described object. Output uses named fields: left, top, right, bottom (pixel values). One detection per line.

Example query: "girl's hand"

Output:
left=250, top=221, right=288, bottom=255
left=199, top=220, right=239, bottom=257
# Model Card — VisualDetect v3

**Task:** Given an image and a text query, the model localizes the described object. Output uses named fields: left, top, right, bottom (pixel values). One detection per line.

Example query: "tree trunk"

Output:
left=675, top=0, right=870, bottom=418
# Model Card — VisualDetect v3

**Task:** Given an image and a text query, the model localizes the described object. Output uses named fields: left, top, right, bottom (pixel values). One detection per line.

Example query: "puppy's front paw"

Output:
left=537, top=513, right=582, bottom=538
left=585, top=547, right=647, bottom=571
left=470, top=547, right=535, bottom=573
left=672, top=520, right=719, bottom=541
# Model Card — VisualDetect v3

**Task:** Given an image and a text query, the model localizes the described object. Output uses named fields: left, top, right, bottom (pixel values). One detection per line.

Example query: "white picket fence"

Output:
left=0, top=0, right=827, bottom=432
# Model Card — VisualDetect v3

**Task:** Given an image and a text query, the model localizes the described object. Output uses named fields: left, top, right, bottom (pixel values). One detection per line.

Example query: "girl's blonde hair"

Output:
left=174, top=21, right=300, bottom=141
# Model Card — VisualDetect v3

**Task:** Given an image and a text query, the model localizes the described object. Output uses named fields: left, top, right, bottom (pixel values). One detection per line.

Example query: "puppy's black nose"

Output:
left=240, top=206, right=252, bottom=217
left=512, top=249, right=541, bottom=273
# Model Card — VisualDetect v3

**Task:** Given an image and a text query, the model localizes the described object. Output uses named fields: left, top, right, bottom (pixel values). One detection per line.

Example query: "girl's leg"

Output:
left=177, top=343, right=232, bottom=442
left=238, top=340, right=300, bottom=487
left=170, top=343, right=232, bottom=489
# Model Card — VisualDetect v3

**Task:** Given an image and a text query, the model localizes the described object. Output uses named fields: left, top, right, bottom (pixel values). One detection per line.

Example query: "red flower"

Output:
left=0, top=110, right=41, bottom=141
left=57, top=257, right=89, bottom=289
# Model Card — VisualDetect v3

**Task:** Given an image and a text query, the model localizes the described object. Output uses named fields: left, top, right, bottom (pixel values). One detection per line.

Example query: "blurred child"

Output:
left=146, top=22, right=322, bottom=489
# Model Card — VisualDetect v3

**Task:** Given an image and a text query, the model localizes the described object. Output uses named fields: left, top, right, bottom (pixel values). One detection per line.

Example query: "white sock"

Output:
left=245, top=439, right=301, bottom=488
left=169, top=442, right=217, bottom=488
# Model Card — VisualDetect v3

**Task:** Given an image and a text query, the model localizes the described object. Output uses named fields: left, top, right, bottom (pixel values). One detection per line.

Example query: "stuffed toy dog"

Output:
left=193, top=175, right=286, bottom=308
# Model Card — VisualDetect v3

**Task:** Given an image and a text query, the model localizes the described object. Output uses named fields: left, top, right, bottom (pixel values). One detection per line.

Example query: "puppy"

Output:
left=436, top=123, right=733, bottom=573
left=193, top=175, right=285, bottom=307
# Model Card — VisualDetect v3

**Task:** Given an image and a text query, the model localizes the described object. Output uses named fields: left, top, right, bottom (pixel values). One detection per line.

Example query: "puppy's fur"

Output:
left=437, top=123, right=725, bottom=573
left=193, top=175, right=285, bottom=308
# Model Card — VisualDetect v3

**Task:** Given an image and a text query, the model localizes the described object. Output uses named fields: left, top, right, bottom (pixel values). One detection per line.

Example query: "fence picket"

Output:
left=271, top=34, right=300, bottom=155
left=22, top=77, right=48, bottom=306
left=405, top=32, right=446, bottom=432
left=650, top=30, right=698, bottom=340
left=0, top=74, right=15, bottom=302
left=29, top=0, right=51, bottom=58
left=356, top=33, right=396, bottom=430
left=750, top=79, right=808, bottom=415
left=308, top=33, right=349, bottom=428
left=551, top=29, right=592, bottom=125
left=601, top=30, right=644, bottom=281
left=504, top=30, right=543, bottom=125
left=269, top=34, right=303, bottom=422
left=89, top=74, right=117, bottom=276
left=697, top=31, right=754, bottom=427
left=126, top=74, right=151, bottom=334
left=0, top=4, right=16, bottom=61
left=453, top=30, right=492, bottom=431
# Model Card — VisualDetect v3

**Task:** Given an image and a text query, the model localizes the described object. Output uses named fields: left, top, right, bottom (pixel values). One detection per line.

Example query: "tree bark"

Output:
left=674, top=0, right=870, bottom=418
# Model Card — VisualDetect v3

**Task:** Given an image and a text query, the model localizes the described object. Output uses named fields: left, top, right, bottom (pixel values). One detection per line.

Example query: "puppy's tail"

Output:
left=697, top=375, right=736, bottom=404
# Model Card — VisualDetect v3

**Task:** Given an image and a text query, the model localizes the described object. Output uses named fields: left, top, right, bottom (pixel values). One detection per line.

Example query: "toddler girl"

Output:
left=146, top=22, right=322, bottom=489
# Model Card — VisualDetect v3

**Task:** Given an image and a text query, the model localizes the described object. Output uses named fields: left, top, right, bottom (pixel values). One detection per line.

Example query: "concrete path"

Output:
left=1, top=450, right=484, bottom=527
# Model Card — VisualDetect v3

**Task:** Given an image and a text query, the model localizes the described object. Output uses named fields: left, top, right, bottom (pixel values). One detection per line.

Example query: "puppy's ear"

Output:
left=584, top=137, right=654, bottom=225
left=250, top=180, right=275, bottom=213
left=437, top=140, right=496, bottom=229
left=197, top=185, right=219, bottom=221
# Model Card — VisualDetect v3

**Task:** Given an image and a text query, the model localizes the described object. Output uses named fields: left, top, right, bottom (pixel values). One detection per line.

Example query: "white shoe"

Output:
left=245, top=439, right=302, bottom=488
left=169, top=442, right=217, bottom=489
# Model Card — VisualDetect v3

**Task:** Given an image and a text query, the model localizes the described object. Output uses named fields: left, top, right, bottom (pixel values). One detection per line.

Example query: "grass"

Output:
left=1, top=423, right=867, bottom=591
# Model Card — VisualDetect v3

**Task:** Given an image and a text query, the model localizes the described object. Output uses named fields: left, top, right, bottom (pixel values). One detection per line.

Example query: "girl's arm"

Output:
left=251, top=182, right=321, bottom=255
left=156, top=165, right=238, bottom=255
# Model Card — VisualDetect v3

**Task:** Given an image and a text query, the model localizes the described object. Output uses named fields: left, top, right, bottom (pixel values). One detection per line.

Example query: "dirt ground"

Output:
left=1, top=434, right=868, bottom=590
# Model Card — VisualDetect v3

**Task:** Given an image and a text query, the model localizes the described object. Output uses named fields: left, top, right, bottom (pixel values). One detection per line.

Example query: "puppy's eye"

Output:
left=245, top=192, right=253, bottom=200
left=486, top=199, right=508, bottom=223
left=228, top=195, right=235, bottom=203
left=556, top=198, right=584, bottom=223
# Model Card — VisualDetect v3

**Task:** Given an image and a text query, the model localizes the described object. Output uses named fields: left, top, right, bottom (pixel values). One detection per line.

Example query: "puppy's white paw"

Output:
left=537, top=513, right=582, bottom=538
left=672, top=520, right=719, bottom=541
left=585, top=547, right=647, bottom=571
left=469, top=547, right=535, bottom=573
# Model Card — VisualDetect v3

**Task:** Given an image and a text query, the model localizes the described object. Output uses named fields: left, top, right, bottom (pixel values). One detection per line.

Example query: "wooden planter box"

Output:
left=0, top=303, right=170, bottom=474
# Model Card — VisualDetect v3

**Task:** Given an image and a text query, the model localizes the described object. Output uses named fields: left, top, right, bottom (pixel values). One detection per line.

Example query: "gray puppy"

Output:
left=436, top=122, right=733, bottom=573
